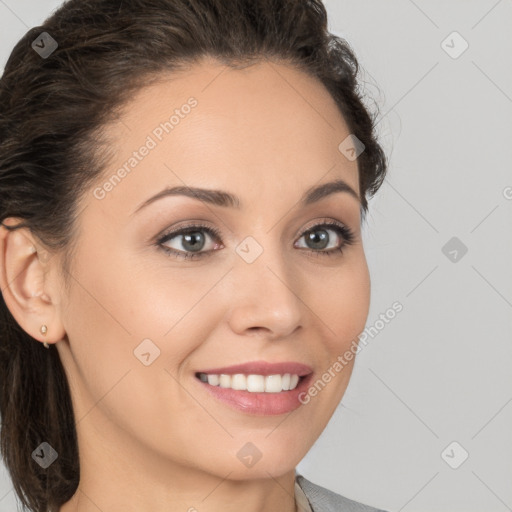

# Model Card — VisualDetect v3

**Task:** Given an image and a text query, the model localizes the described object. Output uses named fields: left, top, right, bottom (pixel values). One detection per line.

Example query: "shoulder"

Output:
left=296, top=474, right=389, bottom=512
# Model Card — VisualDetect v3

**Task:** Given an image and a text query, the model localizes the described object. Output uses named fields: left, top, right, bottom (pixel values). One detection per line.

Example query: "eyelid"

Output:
left=298, top=218, right=351, bottom=237
left=156, top=222, right=222, bottom=248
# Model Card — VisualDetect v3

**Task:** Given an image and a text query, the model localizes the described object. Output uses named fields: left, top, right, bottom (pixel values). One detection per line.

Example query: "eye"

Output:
left=294, top=220, right=355, bottom=256
left=156, top=219, right=355, bottom=260
left=157, top=223, right=222, bottom=260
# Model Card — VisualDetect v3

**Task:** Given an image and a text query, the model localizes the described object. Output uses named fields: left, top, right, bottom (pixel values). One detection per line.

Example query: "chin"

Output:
left=226, top=436, right=311, bottom=480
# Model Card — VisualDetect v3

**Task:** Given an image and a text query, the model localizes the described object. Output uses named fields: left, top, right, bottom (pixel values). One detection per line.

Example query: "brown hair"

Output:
left=0, top=1, right=387, bottom=510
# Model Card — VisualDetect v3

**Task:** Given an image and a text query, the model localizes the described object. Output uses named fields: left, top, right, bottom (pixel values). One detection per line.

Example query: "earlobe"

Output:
left=0, top=218, right=66, bottom=346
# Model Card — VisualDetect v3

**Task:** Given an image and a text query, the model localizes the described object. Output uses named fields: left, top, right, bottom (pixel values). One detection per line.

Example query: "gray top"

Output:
left=295, top=473, right=389, bottom=512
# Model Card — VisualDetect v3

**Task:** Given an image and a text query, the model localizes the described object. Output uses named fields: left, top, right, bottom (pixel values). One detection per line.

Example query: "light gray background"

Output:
left=1, top=1, right=511, bottom=511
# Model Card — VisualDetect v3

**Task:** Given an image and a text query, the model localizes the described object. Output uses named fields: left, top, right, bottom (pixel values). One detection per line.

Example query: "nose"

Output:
left=226, top=242, right=304, bottom=340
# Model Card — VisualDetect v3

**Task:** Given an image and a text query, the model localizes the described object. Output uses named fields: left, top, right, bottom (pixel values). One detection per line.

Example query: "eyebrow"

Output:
left=132, top=178, right=360, bottom=215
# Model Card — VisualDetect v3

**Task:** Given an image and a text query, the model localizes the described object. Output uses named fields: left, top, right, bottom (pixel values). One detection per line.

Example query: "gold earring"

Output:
left=40, top=325, right=49, bottom=349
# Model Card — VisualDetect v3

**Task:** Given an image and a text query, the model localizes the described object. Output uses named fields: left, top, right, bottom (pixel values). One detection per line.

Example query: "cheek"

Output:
left=59, top=251, right=212, bottom=445
left=310, top=251, right=371, bottom=353
left=60, top=243, right=227, bottom=405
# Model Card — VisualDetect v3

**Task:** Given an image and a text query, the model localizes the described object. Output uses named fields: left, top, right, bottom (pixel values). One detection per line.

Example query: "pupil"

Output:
left=183, top=231, right=204, bottom=252
left=307, top=229, right=328, bottom=250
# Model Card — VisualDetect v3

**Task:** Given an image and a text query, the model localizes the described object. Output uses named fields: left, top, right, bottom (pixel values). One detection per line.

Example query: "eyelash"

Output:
left=156, top=220, right=356, bottom=261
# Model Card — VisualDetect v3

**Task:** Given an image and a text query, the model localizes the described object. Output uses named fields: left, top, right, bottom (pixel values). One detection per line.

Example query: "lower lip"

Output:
left=196, top=374, right=313, bottom=415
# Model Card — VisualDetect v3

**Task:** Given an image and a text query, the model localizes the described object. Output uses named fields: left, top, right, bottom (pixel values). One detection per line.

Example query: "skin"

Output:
left=0, top=56, right=370, bottom=512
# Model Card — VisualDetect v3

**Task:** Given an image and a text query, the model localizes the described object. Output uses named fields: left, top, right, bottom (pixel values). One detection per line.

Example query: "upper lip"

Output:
left=196, top=360, right=313, bottom=377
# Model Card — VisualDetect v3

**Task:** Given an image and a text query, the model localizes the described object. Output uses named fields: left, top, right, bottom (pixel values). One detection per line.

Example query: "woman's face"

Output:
left=54, top=57, right=370, bottom=481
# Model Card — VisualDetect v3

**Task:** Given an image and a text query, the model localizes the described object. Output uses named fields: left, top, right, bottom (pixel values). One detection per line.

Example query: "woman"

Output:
left=0, top=1, right=388, bottom=511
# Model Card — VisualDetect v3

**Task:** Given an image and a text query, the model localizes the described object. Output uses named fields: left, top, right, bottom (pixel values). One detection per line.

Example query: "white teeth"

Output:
left=264, top=374, right=282, bottom=393
left=198, top=372, right=302, bottom=392
left=207, top=374, right=220, bottom=386
left=219, top=374, right=231, bottom=388
left=247, top=374, right=265, bottom=392
left=231, top=374, right=246, bottom=390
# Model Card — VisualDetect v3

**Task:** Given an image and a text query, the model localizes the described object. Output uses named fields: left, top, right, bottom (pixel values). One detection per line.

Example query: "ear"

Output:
left=0, top=217, right=66, bottom=347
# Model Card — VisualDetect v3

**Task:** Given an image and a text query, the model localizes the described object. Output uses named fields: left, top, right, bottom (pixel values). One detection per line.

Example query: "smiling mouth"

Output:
left=195, top=372, right=303, bottom=393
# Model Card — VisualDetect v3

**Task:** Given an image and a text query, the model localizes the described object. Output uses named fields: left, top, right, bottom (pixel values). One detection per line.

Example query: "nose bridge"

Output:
left=227, top=232, right=304, bottom=337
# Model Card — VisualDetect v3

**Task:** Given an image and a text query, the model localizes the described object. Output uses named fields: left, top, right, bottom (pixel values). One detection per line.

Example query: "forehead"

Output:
left=90, top=57, right=360, bottom=218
